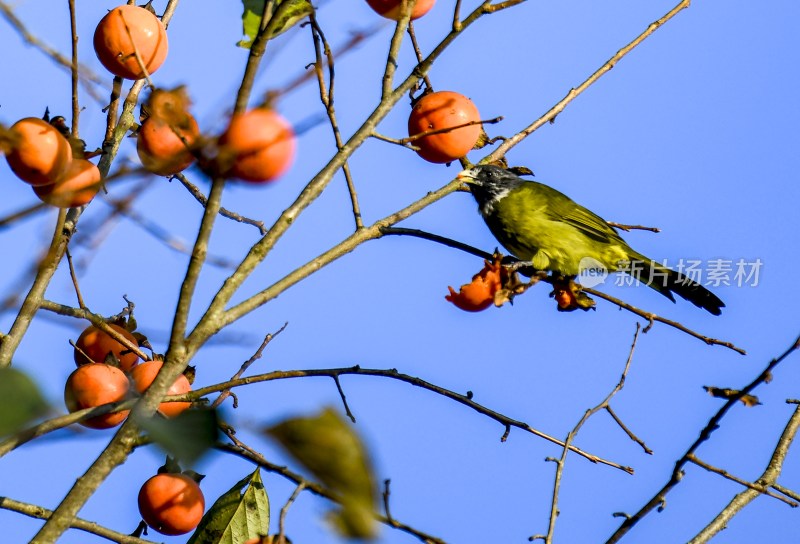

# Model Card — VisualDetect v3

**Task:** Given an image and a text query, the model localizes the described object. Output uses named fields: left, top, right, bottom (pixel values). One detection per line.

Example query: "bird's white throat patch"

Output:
left=478, top=186, right=513, bottom=218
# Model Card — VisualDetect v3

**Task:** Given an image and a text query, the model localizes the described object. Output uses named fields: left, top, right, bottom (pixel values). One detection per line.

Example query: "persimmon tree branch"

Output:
left=174, top=173, right=267, bottom=235
left=68, top=0, right=80, bottom=135
left=485, top=0, right=691, bottom=163
left=687, top=402, right=800, bottom=543
left=0, top=1, right=107, bottom=102
left=234, top=0, right=276, bottom=113
left=309, top=15, right=363, bottom=230
left=0, top=497, right=153, bottom=544
left=605, top=334, right=800, bottom=543
left=685, top=453, right=798, bottom=508
left=184, top=365, right=631, bottom=473
left=187, top=0, right=515, bottom=354
left=537, top=325, right=641, bottom=543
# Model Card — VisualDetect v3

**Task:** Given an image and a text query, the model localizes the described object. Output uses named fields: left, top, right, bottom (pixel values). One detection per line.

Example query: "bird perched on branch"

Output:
left=457, top=165, right=724, bottom=315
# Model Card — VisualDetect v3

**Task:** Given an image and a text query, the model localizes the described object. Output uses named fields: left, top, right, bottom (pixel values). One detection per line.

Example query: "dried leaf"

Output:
left=703, top=386, right=761, bottom=407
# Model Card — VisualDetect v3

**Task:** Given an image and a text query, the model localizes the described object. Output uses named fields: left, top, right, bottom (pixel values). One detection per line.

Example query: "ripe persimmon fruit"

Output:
left=93, top=5, right=168, bottom=80
left=64, top=363, right=130, bottom=429
left=408, top=91, right=482, bottom=163
left=33, top=159, right=101, bottom=208
left=217, top=108, right=296, bottom=183
left=445, top=260, right=505, bottom=312
left=129, top=360, right=192, bottom=417
left=137, top=114, right=199, bottom=176
left=5, top=117, right=73, bottom=186
left=365, top=0, right=435, bottom=20
left=74, top=323, right=140, bottom=372
left=138, top=473, right=205, bottom=535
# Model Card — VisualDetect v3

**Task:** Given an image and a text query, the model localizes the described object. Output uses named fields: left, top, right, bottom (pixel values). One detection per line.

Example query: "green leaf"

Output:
left=238, top=0, right=264, bottom=48
left=0, top=368, right=49, bottom=437
left=136, top=407, right=220, bottom=465
left=264, top=0, right=314, bottom=40
left=188, top=468, right=270, bottom=544
left=265, top=407, right=378, bottom=540
left=238, top=0, right=314, bottom=49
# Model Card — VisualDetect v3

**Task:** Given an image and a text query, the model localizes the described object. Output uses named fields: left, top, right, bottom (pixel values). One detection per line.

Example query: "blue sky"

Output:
left=1, top=1, right=799, bottom=543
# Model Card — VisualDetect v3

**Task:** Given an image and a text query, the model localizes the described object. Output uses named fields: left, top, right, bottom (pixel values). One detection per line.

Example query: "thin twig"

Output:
left=174, top=173, right=267, bottom=235
left=0, top=201, right=48, bottom=229
left=332, top=373, right=356, bottom=423
left=183, top=366, right=632, bottom=473
left=266, top=24, right=381, bottom=103
left=0, top=399, right=136, bottom=458
left=381, top=0, right=413, bottom=99
left=0, top=1, right=107, bottom=102
left=99, top=192, right=237, bottom=269
left=68, top=0, right=80, bottom=136
left=38, top=299, right=149, bottom=361
left=771, top=482, right=800, bottom=503
left=309, top=15, right=363, bottom=230
left=544, top=324, right=640, bottom=543
left=688, top=405, right=800, bottom=543
left=211, top=322, right=288, bottom=409
left=235, top=0, right=277, bottom=113
left=383, top=479, right=395, bottom=523
left=120, top=9, right=155, bottom=89
left=374, top=116, right=503, bottom=148
left=607, top=222, right=661, bottom=233
left=64, top=248, right=86, bottom=310
left=277, top=483, right=306, bottom=544
left=686, top=453, right=797, bottom=507
left=407, top=21, right=433, bottom=91
left=581, top=287, right=746, bottom=355
left=0, top=209, right=68, bottom=368
left=605, top=405, right=652, bottom=455
left=452, top=0, right=464, bottom=31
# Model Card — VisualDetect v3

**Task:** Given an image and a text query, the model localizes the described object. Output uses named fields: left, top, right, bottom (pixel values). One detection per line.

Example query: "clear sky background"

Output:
left=1, top=1, right=799, bottom=543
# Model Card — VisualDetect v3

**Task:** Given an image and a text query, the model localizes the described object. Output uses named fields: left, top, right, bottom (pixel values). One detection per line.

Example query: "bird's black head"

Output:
left=457, top=165, right=524, bottom=216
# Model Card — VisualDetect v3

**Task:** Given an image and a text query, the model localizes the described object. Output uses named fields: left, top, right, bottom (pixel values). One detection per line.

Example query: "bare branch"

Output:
left=688, top=404, right=800, bottom=543
left=0, top=496, right=153, bottom=544
left=174, top=173, right=267, bottom=235
left=185, top=366, right=633, bottom=473
left=486, top=0, right=692, bottom=163
left=544, top=324, right=640, bottom=543
left=211, top=322, right=288, bottom=409
left=686, top=453, right=798, bottom=508
left=606, top=334, right=800, bottom=543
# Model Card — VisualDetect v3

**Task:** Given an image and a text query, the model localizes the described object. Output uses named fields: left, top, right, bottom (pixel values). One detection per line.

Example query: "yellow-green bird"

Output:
left=458, top=165, right=724, bottom=315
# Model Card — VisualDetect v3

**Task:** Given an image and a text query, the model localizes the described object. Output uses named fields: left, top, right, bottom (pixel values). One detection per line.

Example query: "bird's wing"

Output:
left=530, top=182, right=624, bottom=245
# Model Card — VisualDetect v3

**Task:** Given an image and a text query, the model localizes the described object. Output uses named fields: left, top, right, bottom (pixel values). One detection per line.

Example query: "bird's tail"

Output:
left=623, top=252, right=725, bottom=316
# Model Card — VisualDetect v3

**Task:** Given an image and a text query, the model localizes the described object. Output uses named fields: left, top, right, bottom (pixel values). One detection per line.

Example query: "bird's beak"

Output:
left=457, top=168, right=478, bottom=185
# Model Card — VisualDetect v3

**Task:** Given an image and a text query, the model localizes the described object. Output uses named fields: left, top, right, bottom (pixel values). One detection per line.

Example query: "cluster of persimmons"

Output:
left=2, top=0, right=503, bottom=537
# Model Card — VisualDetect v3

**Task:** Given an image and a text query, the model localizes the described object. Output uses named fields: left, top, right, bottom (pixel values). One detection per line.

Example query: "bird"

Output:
left=457, top=164, right=724, bottom=315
